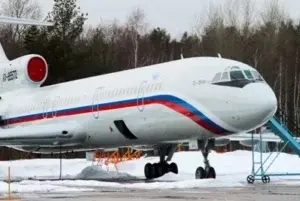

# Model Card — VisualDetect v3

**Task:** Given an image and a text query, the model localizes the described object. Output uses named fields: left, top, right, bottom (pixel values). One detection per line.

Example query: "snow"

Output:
left=0, top=150, right=300, bottom=194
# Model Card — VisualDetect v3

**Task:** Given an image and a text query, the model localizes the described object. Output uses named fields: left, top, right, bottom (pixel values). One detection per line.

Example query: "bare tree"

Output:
left=278, top=56, right=283, bottom=122
left=294, top=49, right=299, bottom=129
left=126, top=7, right=147, bottom=68
left=0, top=0, right=42, bottom=41
left=260, top=0, right=287, bottom=27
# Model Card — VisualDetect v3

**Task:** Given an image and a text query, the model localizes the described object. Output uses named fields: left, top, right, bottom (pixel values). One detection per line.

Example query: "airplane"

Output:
left=0, top=17, right=277, bottom=180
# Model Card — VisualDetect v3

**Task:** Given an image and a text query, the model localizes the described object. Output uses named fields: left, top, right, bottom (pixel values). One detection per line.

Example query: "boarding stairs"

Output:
left=247, top=109, right=300, bottom=184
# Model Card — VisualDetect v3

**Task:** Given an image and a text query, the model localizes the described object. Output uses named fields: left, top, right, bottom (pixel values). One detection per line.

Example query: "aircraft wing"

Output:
left=0, top=122, right=86, bottom=146
left=0, top=16, right=53, bottom=26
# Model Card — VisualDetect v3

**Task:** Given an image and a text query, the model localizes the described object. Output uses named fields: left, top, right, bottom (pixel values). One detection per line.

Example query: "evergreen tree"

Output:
left=44, top=0, right=88, bottom=84
left=23, top=25, right=40, bottom=53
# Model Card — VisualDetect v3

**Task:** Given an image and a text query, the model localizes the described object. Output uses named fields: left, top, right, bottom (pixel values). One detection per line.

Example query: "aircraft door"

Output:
left=1, top=67, right=5, bottom=90
left=4, top=104, right=11, bottom=128
left=42, top=98, right=51, bottom=119
left=137, top=81, right=147, bottom=112
left=52, top=96, right=60, bottom=118
left=92, top=87, right=104, bottom=119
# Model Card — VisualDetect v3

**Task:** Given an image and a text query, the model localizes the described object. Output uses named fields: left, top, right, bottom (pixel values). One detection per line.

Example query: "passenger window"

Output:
left=230, top=71, right=245, bottom=80
left=221, top=72, right=229, bottom=81
left=212, top=73, right=221, bottom=83
left=244, top=70, right=254, bottom=80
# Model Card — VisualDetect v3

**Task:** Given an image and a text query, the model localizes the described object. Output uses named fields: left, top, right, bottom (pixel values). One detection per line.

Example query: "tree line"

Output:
left=0, top=0, right=299, bottom=134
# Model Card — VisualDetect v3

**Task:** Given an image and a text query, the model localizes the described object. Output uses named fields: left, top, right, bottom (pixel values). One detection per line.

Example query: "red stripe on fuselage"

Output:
left=7, top=100, right=220, bottom=135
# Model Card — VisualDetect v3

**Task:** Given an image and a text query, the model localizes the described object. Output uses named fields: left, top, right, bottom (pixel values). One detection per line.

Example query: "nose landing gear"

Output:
left=195, top=139, right=216, bottom=179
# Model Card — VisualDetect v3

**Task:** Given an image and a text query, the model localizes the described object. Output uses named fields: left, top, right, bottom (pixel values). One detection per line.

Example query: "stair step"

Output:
left=267, top=117, right=300, bottom=156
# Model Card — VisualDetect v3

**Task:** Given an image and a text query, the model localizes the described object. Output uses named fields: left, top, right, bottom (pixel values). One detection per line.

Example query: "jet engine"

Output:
left=0, top=54, right=48, bottom=92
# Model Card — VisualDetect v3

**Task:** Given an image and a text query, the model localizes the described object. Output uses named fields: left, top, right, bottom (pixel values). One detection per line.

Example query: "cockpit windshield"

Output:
left=244, top=70, right=254, bottom=80
left=211, top=66, right=265, bottom=88
left=230, top=70, right=245, bottom=80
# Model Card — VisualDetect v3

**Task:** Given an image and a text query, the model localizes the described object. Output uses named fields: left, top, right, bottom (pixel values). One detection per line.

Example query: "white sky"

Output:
left=39, top=0, right=300, bottom=39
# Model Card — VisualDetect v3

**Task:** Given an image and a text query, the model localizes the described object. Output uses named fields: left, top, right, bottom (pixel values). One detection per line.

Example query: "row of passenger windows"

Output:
left=94, top=82, right=163, bottom=99
left=11, top=82, right=163, bottom=115
left=212, top=68, right=264, bottom=83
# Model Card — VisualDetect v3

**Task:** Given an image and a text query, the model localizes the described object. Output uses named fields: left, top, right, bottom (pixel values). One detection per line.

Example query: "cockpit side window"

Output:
left=230, top=71, right=245, bottom=80
left=244, top=70, right=254, bottom=80
left=212, top=72, right=222, bottom=83
left=221, top=72, right=229, bottom=81
left=251, top=70, right=264, bottom=81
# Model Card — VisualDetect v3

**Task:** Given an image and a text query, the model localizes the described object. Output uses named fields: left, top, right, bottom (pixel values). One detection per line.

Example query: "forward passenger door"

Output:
left=92, top=87, right=104, bottom=119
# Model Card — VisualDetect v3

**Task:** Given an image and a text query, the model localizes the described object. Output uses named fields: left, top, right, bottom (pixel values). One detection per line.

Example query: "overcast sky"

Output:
left=39, top=0, right=300, bottom=38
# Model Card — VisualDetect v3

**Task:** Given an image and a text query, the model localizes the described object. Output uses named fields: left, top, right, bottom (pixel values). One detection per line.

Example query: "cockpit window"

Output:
left=252, top=71, right=264, bottom=81
left=244, top=70, right=254, bottom=80
left=230, top=70, right=245, bottom=80
left=212, top=72, right=221, bottom=83
left=210, top=66, right=265, bottom=88
left=221, top=72, right=229, bottom=81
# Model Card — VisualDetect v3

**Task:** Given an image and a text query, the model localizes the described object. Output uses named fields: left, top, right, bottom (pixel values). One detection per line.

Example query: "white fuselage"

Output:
left=0, top=57, right=277, bottom=153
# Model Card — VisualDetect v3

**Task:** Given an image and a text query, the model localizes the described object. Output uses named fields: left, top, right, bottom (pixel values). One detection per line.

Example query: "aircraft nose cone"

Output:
left=244, top=83, right=278, bottom=125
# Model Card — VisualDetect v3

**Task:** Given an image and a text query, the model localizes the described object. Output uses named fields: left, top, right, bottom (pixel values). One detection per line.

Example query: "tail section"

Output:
left=0, top=16, right=53, bottom=92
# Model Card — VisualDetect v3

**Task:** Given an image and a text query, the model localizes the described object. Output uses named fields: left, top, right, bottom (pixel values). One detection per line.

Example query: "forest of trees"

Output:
left=0, top=0, right=299, bottom=132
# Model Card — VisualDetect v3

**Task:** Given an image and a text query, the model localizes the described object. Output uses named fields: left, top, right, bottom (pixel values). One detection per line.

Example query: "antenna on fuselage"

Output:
left=217, top=53, right=222, bottom=58
left=180, top=54, right=184, bottom=59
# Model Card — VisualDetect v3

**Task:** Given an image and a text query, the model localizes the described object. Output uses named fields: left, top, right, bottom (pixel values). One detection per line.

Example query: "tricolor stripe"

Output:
left=6, top=95, right=233, bottom=135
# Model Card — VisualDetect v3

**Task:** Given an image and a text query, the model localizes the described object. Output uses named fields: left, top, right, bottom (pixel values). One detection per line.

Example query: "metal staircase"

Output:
left=247, top=109, right=300, bottom=184
left=267, top=117, right=300, bottom=155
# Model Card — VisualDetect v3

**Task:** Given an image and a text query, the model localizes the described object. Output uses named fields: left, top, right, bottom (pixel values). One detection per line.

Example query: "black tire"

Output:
left=195, top=166, right=206, bottom=179
left=207, top=167, right=216, bottom=179
left=156, top=163, right=165, bottom=177
left=169, top=163, right=178, bottom=174
left=144, top=163, right=153, bottom=179
left=152, top=163, right=159, bottom=178
left=247, top=175, right=255, bottom=184
left=262, top=175, right=270, bottom=184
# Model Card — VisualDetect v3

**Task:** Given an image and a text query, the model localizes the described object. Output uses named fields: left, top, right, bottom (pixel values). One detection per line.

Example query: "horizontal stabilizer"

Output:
left=0, top=16, right=53, bottom=26
left=0, top=122, right=86, bottom=146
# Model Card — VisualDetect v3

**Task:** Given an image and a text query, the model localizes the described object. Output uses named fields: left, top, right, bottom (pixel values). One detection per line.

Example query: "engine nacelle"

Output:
left=0, top=54, right=48, bottom=92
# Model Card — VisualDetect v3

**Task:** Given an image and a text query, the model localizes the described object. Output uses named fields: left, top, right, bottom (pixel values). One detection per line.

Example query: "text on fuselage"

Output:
left=3, top=70, right=18, bottom=82
left=192, top=79, right=211, bottom=86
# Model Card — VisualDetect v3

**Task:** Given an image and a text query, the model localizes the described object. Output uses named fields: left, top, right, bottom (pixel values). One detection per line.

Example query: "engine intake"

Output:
left=1, top=54, right=48, bottom=92
left=26, top=56, right=47, bottom=83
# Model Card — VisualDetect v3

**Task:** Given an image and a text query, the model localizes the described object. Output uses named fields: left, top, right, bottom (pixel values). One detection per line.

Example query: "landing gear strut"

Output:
left=195, top=139, right=216, bottom=179
left=144, top=145, right=178, bottom=179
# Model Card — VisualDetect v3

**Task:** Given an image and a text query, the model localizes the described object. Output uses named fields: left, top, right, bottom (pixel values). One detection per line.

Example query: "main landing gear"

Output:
left=195, top=139, right=216, bottom=179
left=144, top=145, right=178, bottom=179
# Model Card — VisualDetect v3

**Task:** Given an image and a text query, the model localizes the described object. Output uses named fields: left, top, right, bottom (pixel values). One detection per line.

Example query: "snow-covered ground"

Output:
left=0, top=150, right=300, bottom=194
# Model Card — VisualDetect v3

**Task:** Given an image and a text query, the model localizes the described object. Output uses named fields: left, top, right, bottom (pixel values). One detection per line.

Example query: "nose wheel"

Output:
left=195, top=139, right=216, bottom=179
